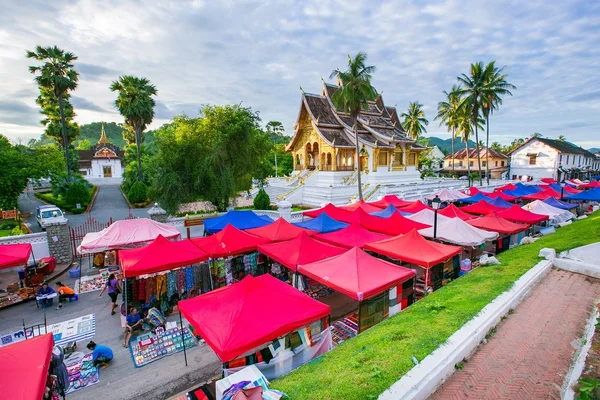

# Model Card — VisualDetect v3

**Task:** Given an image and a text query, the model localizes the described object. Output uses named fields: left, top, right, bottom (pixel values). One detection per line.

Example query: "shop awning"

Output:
left=191, top=224, right=269, bottom=258
left=246, top=218, right=315, bottom=242
left=78, top=218, right=181, bottom=254
left=406, top=209, right=452, bottom=226
left=257, top=231, right=346, bottom=272
left=467, top=212, right=530, bottom=235
left=424, top=188, right=469, bottom=202
left=418, top=217, right=499, bottom=247
left=338, top=200, right=383, bottom=214
left=203, top=210, right=274, bottom=234
left=315, top=223, right=390, bottom=249
left=298, top=247, right=416, bottom=301
left=514, top=183, right=543, bottom=194
left=459, top=192, right=491, bottom=204
left=303, top=203, right=343, bottom=219
left=521, top=200, right=573, bottom=224
left=367, top=195, right=414, bottom=209
left=494, top=183, right=517, bottom=192
left=550, top=184, right=580, bottom=194
left=0, top=243, right=33, bottom=270
left=397, top=200, right=433, bottom=214
left=460, top=200, right=505, bottom=215
left=293, top=212, right=349, bottom=233
left=521, top=191, right=552, bottom=201
left=565, top=188, right=600, bottom=202
left=360, top=211, right=430, bottom=236
left=438, top=204, right=478, bottom=221
left=178, top=274, right=330, bottom=362
left=541, top=178, right=558, bottom=184
left=364, top=229, right=462, bottom=268
left=543, top=197, right=577, bottom=210
left=120, top=235, right=208, bottom=278
left=497, top=204, right=549, bottom=224
left=0, top=333, right=53, bottom=400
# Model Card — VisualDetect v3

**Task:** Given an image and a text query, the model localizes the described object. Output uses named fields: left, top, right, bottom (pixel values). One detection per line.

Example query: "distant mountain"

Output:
left=589, top=147, right=599, bottom=154
left=423, top=136, right=477, bottom=155
left=78, top=122, right=127, bottom=148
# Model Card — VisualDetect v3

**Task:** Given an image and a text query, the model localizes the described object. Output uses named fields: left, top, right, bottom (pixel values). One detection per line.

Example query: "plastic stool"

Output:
left=68, top=294, right=79, bottom=302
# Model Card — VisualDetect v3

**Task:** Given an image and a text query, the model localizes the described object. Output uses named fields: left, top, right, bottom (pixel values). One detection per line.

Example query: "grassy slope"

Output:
left=272, top=212, right=600, bottom=399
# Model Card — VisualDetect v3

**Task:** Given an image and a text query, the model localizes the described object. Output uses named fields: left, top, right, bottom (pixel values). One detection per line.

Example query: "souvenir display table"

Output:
left=129, top=325, right=197, bottom=367
left=64, top=352, right=100, bottom=394
left=75, top=267, right=120, bottom=294
left=330, top=313, right=358, bottom=347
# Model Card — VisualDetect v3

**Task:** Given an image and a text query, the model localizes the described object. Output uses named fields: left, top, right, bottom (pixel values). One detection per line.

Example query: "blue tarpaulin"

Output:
left=514, top=183, right=542, bottom=194
left=565, top=188, right=600, bottom=202
left=204, top=210, right=274, bottom=234
left=504, top=188, right=531, bottom=198
left=486, top=197, right=513, bottom=209
left=459, top=192, right=491, bottom=204
left=543, top=197, right=578, bottom=210
left=293, top=212, right=349, bottom=233
left=370, top=205, right=397, bottom=218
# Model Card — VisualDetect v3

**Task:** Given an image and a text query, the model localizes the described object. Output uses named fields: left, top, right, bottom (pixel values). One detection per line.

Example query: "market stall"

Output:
left=406, top=209, right=452, bottom=226
left=0, top=243, right=39, bottom=309
left=543, top=197, right=578, bottom=211
left=246, top=218, right=316, bottom=242
left=486, top=191, right=518, bottom=202
left=424, top=188, right=469, bottom=202
left=361, top=210, right=430, bottom=236
left=315, top=223, right=390, bottom=249
left=338, top=200, right=383, bottom=213
left=367, top=194, right=414, bottom=209
left=460, top=199, right=505, bottom=216
left=178, top=274, right=331, bottom=380
left=365, top=229, right=462, bottom=297
left=467, top=212, right=530, bottom=253
left=565, top=188, right=600, bottom=202
left=485, top=197, right=513, bottom=209
left=437, top=204, right=478, bottom=221
left=497, top=204, right=549, bottom=225
left=459, top=192, right=491, bottom=204
left=303, top=203, right=347, bottom=219
left=521, top=200, right=574, bottom=225
left=203, top=210, right=274, bottom=234
left=0, top=333, right=55, bottom=400
left=396, top=200, right=433, bottom=214
left=293, top=212, right=349, bottom=233
left=370, top=204, right=399, bottom=218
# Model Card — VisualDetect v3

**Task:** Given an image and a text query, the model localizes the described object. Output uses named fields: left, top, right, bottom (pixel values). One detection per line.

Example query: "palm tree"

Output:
left=435, top=85, right=461, bottom=175
left=481, top=62, right=516, bottom=184
left=558, top=135, right=567, bottom=141
left=266, top=121, right=285, bottom=177
left=110, top=76, right=157, bottom=181
left=27, top=46, right=79, bottom=181
left=329, top=52, right=378, bottom=200
left=458, top=62, right=491, bottom=185
left=456, top=104, right=484, bottom=185
left=401, top=102, right=429, bottom=140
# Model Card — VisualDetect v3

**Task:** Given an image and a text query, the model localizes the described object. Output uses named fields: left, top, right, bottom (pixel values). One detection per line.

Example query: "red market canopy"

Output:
left=315, top=223, right=390, bottom=249
left=541, top=187, right=562, bottom=198
left=0, top=333, right=53, bottom=400
left=78, top=218, right=180, bottom=254
left=467, top=212, right=530, bottom=235
left=299, top=247, right=416, bottom=301
left=460, top=199, right=504, bottom=216
left=178, top=274, right=330, bottom=362
left=0, top=243, right=32, bottom=270
left=119, top=235, right=208, bottom=278
left=438, top=204, right=478, bottom=221
left=486, top=191, right=518, bottom=202
left=337, top=208, right=392, bottom=225
left=494, top=183, right=517, bottom=192
left=338, top=200, right=383, bottom=214
left=257, top=231, right=346, bottom=272
left=303, top=203, right=348, bottom=219
left=367, top=195, right=414, bottom=209
left=541, top=178, right=558, bottom=184
left=246, top=218, right=315, bottom=242
left=497, top=205, right=549, bottom=225
left=563, top=185, right=580, bottom=194
left=361, top=210, right=430, bottom=236
left=521, top=191, right=552, bottom=201
left=191, top=224, right=269, bottom=258
left=364, top=229, right=462, bottom=268
left=398, top=200, right=433, bottom=214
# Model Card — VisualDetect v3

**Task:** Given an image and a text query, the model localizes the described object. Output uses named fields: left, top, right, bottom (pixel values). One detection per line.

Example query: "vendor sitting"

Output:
left=55, top=282, right=75, bottom=309
left=123, top=308, right=143, bottom=347
left=37, top=282, right=55, bottom=308
left=87, top=341, right=113, bottom=368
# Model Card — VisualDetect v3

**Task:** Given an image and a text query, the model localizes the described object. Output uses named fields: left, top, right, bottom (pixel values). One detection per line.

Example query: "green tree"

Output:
left=435, top=85, right=462, bottom=174
left=75, top=139, right=91, bottom=150
left=481, top=62, right=516, bottom=183
left=558, top=135, right=567, bottom=141
left=266, top=121, right=285, bottom=177
left=401, top=101, right=429, bottom=140
left=532, top=132, right=543, bottom=138
left=253, top=188, right=271, bottom=210
left=456, top=104, right=484, bottom=183
left=329, top=52, right=378, bottom=200
left=490, top=141, right=503, bottom=153
left=110, top=76, right=157, bottom=181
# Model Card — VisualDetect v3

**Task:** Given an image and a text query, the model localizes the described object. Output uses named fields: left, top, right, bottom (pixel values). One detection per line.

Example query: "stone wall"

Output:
left=45, top=217, right=72, bottom=264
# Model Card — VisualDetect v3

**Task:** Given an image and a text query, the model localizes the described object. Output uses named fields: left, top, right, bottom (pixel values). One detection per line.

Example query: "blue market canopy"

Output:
left=503, top=188, right=531, bottom=198
left=293, top=212, right=349, bottom=233
left=543, top=197, right=578, bottom=210
left=370, top=204, right=398, bottom=218
left=565, top=188, right=600, bottom=202
left=514, top=183, right=542, bottom=194
left=459, top=192, right=491, bottom=204
left=204, top=210, right=274, bottom=234
left=486, top=197, right=513, bottom=209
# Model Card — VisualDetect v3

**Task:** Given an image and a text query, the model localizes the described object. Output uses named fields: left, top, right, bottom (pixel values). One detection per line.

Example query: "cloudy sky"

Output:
left=1, top=0, right=599, bottom=148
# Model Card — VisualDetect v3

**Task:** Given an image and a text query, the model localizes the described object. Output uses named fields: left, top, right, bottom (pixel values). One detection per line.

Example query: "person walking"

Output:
left=98, top=273, right=122, bottom=315
left=55, top=282, right=76, bottom=309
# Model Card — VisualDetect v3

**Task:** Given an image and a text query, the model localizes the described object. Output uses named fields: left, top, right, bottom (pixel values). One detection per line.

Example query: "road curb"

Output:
left=84, top=185, right=99, bottom=214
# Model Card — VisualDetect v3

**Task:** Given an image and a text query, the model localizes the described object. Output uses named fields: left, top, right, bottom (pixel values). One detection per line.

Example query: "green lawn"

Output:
left=35, top=186, right=96, bottom=214
left=272, top=212, right=600, bottom=399
left=0, top=230, right=12, bottom=237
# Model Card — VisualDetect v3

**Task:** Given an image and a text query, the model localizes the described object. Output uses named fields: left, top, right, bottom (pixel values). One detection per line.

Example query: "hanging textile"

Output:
left=156, top=274, right=167, bottom=298
left=167, top=271, right=177, bottom=298
left=185, top=267, right=194, bottom=292
left=138, top=278, right=146, bottom=301
left=212, top=259, right=227, bottom=288
left=145, top=276, right=157, bottom=304
left=177, top=269, right=186, bottom=293
left=126, top=279, right=134, bottom=303
left=193, top=264, right=203, bottom=289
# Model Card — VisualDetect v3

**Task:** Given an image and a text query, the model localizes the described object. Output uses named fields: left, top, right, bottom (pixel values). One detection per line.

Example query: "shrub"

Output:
left=10, top=226, right=25, bottom=236
left=51, top=172, right=89, bottom=197
left=65, top=183, right=91, bottom=207
left=128, top=181, right=149, bottom=204
left=253, top=188, right=271, bottom=210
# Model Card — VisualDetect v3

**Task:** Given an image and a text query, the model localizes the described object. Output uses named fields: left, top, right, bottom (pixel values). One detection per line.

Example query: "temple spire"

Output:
left=98, top=123, right=110, bottom=144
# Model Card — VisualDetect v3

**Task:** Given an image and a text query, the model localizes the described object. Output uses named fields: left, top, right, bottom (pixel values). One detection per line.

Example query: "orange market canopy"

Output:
left=190, top=224, right=269, bottom=258
left=246, top=218, right=315, bottom=242
left=178, top=274, right=330, bottom=362
left=257, top=231, right=346, bottom=272
left=315, top=223, right=390, bottom=249
left=119, top=235, right=209, bottom=278
left=299, top=247, right=416, bottom=301
left=78, top=218, right=180, bottom=254
left=364, top=229, right=462, bottom=268
left=0, top=333, right=53, bottom=400
left=0, top=243, right=32, bottom=270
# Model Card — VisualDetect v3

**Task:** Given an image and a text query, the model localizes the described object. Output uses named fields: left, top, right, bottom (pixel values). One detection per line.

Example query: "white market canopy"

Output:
left=406, top=209, right=452, bottom=226
left=78, top=218, right=180, bottom=254
left=521, top=200, right=574, bottom=225
left=424, top=188, right=468, bottom=202
left=419, top=217, right=499, bottom=247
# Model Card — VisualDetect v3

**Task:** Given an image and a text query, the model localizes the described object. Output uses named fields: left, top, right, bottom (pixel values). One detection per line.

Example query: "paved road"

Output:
left=431, top=269, right=600, bottom=399
left=0, top=271, right=220, bottom=400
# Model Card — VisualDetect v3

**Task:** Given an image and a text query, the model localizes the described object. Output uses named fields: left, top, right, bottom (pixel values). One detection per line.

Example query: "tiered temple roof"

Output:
left=287, top=81, right=422, bottom=152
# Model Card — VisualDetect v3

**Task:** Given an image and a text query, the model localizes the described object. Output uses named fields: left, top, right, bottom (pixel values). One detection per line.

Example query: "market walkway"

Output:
left=431, top=269, right=600, bottom=400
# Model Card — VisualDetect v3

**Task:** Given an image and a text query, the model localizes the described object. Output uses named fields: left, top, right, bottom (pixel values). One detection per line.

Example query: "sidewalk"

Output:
left=431, top=269, right=600, bottom=399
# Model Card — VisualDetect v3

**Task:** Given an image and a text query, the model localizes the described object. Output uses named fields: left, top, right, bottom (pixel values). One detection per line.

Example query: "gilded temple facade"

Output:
left=286, top=80, right=426, bottom=185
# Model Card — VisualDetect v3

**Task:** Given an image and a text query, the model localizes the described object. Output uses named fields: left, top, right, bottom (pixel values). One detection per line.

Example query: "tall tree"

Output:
left=435, top=85, right=462, bottom=175
left=490, top=141, right=503, bottom=153
left=266, top=121, right=285, bottom=177
left=558, top=135, right=567, bottom=141
left=111, top=76, right=157, bottom=181
left=401, top=101, right=429, bottom=140
left=329, top=52, right=378, bottom=200
left=27, top=45, right=79, bottom=181
left=481, top=62, right=516, bottom=183
left=456, top=104, right=484, bottom=184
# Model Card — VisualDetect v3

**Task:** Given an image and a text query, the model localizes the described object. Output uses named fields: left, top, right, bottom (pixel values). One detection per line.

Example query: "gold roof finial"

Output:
left=98, top=122, right=110, bottom=144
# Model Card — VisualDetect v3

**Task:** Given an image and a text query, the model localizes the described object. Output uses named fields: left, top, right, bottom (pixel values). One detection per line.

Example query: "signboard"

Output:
left=0, top=330, right=27, bottom=347
left=1, top=209, right=17, bottom=220
left=45, top=314, right=96, bottom=346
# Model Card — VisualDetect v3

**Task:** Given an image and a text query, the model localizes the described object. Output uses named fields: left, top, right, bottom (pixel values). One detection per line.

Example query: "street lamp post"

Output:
left=560, top=180, right=566, bottom=201
left=431, top=195, right=441, bottom=239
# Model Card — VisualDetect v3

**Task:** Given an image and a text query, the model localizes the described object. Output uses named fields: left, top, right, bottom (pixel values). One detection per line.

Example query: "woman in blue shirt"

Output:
left=86, top=341, right=113, bottom=368
left=123, top=307, right=143, bottom=347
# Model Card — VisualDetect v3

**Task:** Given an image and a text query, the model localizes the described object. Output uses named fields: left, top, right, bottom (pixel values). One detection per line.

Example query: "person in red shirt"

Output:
left=55, top=282, right=75, bottom=309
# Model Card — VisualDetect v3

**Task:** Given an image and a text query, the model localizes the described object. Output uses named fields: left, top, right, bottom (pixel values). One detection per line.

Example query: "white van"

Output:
left=35, top=205, right=64, bottom=229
